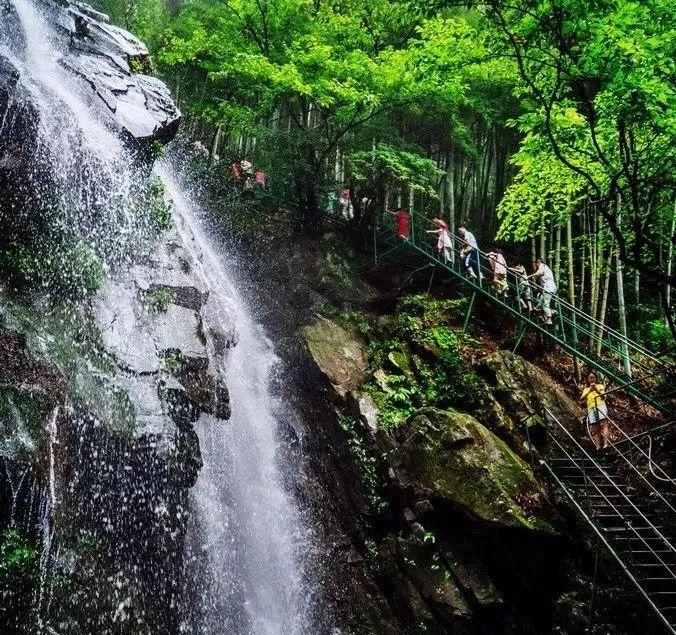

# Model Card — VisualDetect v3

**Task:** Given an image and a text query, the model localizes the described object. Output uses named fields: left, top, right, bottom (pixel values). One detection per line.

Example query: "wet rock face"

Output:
left=301, top=316, right=367, bottom=396
left=477, top=350, right=582, bottom=426
left=0, top=0, right=180, bottom=145
left=390, top=408, right=553, bottom=532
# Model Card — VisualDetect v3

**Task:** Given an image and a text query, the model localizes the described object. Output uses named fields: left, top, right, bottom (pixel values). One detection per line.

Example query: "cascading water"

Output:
left=3, top=0, right=150, bottom=270
left=161, top=169, right=313, bottom=635
left=1, top=1, right=315, bottom=632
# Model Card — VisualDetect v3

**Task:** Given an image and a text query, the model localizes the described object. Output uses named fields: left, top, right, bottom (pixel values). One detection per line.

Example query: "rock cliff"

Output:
left=0, top=2, right=230, bottom=632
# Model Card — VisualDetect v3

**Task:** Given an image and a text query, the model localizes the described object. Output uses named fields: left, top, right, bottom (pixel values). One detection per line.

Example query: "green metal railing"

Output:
left=540, top=408, right=676, bottom=633
left=367, top=209, right=675, bottom=417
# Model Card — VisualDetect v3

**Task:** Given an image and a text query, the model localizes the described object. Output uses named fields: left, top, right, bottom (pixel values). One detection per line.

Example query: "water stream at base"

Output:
left=161, top=169, right=312, bottom=635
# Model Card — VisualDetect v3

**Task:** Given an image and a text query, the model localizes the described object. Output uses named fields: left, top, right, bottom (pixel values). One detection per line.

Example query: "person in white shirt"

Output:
left=458, top=225, right=480, bottom=279
left=486, top=248, right=508, bottom=296
left=240, top=157, right=253, bottom=176
left=426, top=218, right=453, bottom=262
left=529, top=258, right=557, bottom=324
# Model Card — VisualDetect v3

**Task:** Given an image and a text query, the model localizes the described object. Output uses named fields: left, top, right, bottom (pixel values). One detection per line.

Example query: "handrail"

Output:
left=392, top=210, right=672, bottom=368
left=368, top=209, right=675, bottom=415
left=544, top=407, right=676, bottom=554
left=541, top=461, right=676, bottom=635
left=406, top=210, right=674, bottom=364
left=603, top=415, right=676, bottom=486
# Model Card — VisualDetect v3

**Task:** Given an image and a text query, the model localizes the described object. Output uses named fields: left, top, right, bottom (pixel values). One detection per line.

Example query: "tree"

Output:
left=482, top=0, right=676, bottom=337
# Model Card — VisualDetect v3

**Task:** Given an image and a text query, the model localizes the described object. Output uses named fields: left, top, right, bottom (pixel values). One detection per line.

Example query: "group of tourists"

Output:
left=230, top=156, right=267, bottom=191
left=388, top=209, right=559, bottom=326
left=392, top=209, right=613, bottom=450
left=326, top=187, right=355, bottom=219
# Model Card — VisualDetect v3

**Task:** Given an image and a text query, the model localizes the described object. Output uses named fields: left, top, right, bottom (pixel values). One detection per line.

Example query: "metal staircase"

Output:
left=540, top=409, right=676, bottom=632
left=367, top=210, right=675, bottom=417
left=334, top=208, right=676, bottom=630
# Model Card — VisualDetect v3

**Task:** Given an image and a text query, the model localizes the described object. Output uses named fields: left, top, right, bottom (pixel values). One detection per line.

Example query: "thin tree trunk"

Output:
left=567, top=214, right=580, bottom=380
left=667, top=195, right=676, bottom=318
left=595, top=245, right=613, bottom=356
left=447, top=148, right=456, bottom=264
left=615, top=194, right=631, bottom=377
left=580, top=203, right=587, bottom=313
left=539, top=215, right=546, bottom=260
left=554, top=223, right=562, bottom=284
left=590, top=207, right=600, bottom=323
left=209, top=125, right=222, bottom=164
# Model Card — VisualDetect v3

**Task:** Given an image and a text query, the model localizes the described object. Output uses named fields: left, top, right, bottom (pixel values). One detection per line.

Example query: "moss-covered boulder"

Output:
left=301, top=316, right=367, bottom=395
left=390, top=408, right=553, bottom=532
left=477, top=350, right=581, bottom=426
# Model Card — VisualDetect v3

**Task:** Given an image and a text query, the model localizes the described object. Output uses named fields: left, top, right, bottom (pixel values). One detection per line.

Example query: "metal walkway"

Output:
left=368, top=210, right=675, bottom=417
left=341, top=209, right=676, bottom=629
left=540, top=409, right=676, bottom=633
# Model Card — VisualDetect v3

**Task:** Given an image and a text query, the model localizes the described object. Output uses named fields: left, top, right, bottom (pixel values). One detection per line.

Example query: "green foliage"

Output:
left=349, top=143, right=443, bottom=199
left=1, top=239, right=103, bottom=299
left=486, top=0, right=676, bottom=282
left=163, top=350, right=183, bottom=373
left=147, top=177, right=173, bottom=230
left=339, top=310, right=373, bottom=336
left=338, top=416, right=387, bottom=511
left=144, top=287, right=173, bottom=313
left=362, top=294, right=488, bottom=428
left=0, top=529, right=38, bottom=590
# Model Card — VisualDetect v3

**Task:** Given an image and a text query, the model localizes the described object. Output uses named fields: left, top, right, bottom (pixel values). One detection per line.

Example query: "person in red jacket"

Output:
left=230, top=161, right=242, bottom=182
left=387, top=208, right=410, bottom=240
left=254, top=169, right=266, bottom=190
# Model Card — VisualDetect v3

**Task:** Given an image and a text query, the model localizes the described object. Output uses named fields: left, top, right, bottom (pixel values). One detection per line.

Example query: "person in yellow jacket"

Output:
left=580, top=372, right=610, bottom=450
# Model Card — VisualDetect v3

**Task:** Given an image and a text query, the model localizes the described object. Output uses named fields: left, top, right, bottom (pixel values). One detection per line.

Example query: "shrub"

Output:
left=1, top=239, right=103, bottom=298
left=147, top=178, right=173, bottom=230
left=144, top=287, right=173, bottom=313
left=0, top=529, right=38, bottom=592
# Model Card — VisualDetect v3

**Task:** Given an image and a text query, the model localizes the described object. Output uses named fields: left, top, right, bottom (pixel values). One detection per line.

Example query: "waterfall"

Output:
left=161, top=169, right=312, bottom=635
left=3, top=1, right=315, bottom=631
left=5, top=0, right=148, bottom=270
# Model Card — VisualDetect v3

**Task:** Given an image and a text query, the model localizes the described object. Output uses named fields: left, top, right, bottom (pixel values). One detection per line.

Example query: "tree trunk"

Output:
left=554, top=223, right=562, bottom=284
left=667, top=195, right=676, bottom=319
left=580, top=203, right=587, bottom=313
left=595, top=245, right=613, bottom=356
left=539, top=215, right=546, bottom=260
left=209, top=125, right=222, bottom=164
left=567, top=214, right=580, bottom=380
left=447, top=148, right=456, bottom=264
left=615, top=194, right=632, bottom=377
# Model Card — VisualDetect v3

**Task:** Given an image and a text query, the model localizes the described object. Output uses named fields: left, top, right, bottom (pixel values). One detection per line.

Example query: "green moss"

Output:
left=1, top=239, right=103, bottom=299
left=144, top=287, right=173, bottom=313
left=338, top=416, right=387, bottom=512
left=0, top=529, right=38, bottom=591
left=359, top=294, right=490, bottom=429
left=163, top=350, right=183, bottom=374
left=0, top=292, right=138, bottom=438
left=393, top=409, right=554, bottom=532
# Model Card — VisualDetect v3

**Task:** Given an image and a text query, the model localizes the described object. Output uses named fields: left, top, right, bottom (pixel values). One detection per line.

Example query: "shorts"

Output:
left=539, top=292, right=554, bottom=316
left=517, top=282, right=532, bottom=301
left=587, top=403, right=608, bottom=424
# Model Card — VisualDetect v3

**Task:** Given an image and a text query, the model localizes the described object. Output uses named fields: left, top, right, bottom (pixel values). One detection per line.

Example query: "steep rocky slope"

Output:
left=206, top=213, right=654, bottom=634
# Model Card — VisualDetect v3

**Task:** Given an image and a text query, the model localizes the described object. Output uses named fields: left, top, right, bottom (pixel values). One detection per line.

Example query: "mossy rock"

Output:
left=391, top=408, right=553, bottom=532
left=301, top=316, right=367, bottom=394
